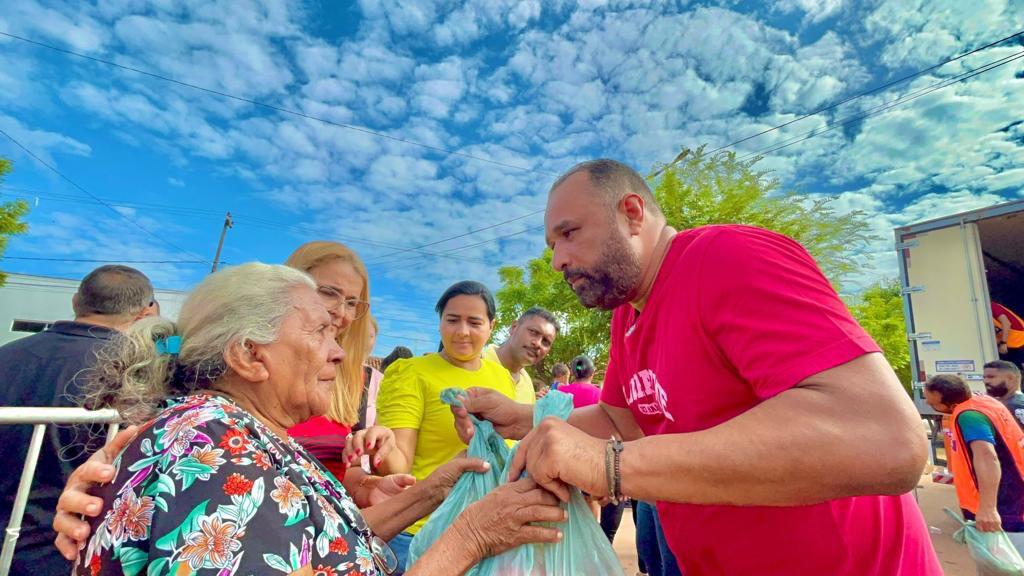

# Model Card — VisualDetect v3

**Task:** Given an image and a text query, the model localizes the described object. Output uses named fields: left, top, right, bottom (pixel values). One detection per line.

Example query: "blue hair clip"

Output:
left=156, top=335, right=182, bottom=356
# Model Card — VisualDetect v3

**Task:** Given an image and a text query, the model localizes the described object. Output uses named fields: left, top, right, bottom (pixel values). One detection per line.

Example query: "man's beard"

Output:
left=564, top=232, right=642, bottom=310
left=987, top=383, right=1010, bottom=398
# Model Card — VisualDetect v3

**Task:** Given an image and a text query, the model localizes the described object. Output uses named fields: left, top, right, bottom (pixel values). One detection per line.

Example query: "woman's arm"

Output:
left=376, top=428, right=417, bottom=474
left=359, top=456, right=489, bottom=540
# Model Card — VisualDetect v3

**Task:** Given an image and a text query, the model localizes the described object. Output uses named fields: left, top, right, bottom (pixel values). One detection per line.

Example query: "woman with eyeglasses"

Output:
left=373, top=281, right=520, bottom=571
left=284, top=242, right=404, bottom=486
left=67, top=264, right=564, bottom=576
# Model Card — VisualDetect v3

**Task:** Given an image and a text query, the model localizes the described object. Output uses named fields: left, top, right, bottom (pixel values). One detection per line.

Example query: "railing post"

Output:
left=0, top=408, right=121, bottom=575
left=1, top=424, right=47, bottom=576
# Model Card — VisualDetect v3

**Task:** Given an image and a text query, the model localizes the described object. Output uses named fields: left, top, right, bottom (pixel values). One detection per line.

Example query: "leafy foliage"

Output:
left=0, top=158, right=30, bottom=286
left=848, top=279, right=912, bottom=393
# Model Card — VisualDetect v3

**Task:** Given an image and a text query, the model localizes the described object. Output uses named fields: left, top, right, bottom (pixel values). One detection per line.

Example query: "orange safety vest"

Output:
left=994, top=305, right=1024, bottom=349
left=950, top=395, right=1024, bottom=514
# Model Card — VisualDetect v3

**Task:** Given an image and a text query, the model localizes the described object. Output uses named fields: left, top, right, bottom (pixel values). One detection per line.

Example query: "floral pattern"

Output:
left=76, top=394, right=380, bottom=575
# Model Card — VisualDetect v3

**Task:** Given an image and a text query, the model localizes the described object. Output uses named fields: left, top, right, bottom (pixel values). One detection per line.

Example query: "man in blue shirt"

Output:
left=984, top=360, right=1024, bottom=430
left=0, top=265, right=156, bottom=573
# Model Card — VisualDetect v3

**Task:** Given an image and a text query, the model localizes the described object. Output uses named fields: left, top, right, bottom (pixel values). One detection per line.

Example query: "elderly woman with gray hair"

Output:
left=72, top=263, right=564, bottom=576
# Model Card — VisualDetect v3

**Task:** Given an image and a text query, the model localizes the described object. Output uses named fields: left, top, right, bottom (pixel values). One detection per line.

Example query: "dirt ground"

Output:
left=611, top=473, right=975, bottom=575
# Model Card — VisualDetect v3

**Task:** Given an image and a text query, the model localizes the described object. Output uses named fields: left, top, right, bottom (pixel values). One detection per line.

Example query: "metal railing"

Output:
left=0, top=407, right=121, bottom=576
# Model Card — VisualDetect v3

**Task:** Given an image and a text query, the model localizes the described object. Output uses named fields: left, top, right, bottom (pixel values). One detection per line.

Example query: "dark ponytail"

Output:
left=570, top=355, right=595, bottom=381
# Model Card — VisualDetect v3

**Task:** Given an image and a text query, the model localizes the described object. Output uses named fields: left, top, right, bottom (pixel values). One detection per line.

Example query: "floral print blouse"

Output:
left=76, top=394, right=381, bottom=576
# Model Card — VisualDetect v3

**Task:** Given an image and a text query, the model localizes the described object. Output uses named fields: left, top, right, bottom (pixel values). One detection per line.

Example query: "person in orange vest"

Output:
left=993, top=301, right=1024, bottom=368
left=924, top=374, right=1024, bottom=557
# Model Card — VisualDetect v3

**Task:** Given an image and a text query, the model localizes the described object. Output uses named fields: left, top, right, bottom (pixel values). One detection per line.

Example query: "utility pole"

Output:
left=211, top=211, right=232, bottom=273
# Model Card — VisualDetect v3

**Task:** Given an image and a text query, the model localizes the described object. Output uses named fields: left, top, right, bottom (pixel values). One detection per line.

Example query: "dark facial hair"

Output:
left=564, top=228, right=642, bottom=310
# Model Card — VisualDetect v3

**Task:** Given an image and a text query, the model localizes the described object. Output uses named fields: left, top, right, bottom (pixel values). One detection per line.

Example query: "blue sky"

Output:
left=1, top=0, right=1022, bottom=355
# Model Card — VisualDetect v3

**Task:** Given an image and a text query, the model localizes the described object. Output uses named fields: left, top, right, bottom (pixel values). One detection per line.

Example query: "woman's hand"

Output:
left=450, top=477, right=566, bottom=561
left=361, top=474, right=417, bottom=507
left=418, top=452, right=491, bottom=505
left=343, top=426, right=396, bottom=470
left=53, top=425, right=138, bottom=560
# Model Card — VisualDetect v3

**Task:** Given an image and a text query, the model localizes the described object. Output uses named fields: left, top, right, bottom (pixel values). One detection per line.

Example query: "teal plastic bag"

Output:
left=946, top=508, right=1024, bottom=575
left=407, top=388, right=510, bottom=573
left=410, top=388, right=625, bottom=575
left=477, top=390, right=624, bottom=575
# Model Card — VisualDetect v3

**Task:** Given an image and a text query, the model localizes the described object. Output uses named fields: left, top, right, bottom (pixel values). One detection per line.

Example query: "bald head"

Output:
left=549, top=159, right=663, bottom=219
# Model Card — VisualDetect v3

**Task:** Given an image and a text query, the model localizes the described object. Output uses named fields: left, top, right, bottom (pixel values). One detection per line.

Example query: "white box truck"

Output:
left=895, top=198, right=1024, bottom=419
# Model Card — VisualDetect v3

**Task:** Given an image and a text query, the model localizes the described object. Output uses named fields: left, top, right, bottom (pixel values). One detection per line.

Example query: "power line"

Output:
left=0, top=128, right=213, bottom=265
left=0, top=30, right=555, bottom=177
left=368, top=223, right=543, bottom=269
left=376, top=332, right=437, bottom=345
left=369, top=208, right=544, bottom=260
left=693, top=29, right=1024, bottom=160
left=1, top=186, right=540, bottom=266
left=2, top=255, right=213, bottom=264
left=738, top=49, right=1024, bottom=162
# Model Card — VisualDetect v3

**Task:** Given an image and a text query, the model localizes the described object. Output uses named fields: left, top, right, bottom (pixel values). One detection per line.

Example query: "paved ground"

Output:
left=610, top=473, right=975, bottom=575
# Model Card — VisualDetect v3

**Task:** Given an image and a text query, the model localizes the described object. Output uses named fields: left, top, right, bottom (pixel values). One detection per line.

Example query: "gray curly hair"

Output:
left=83, top=263, right=315, bottom=423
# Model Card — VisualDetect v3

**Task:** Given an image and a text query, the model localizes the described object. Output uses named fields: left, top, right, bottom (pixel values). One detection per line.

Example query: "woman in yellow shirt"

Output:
left=375, top=280, right=516, bottom=572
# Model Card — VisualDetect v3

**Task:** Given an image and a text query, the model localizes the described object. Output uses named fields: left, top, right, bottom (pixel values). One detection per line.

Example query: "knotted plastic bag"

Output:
left=406, top=389, right=511, bottom=573
left=410, top=388, right=625, bottom=575
left=946, top=508, right=1024, bottom=575
left=477, top=390, right=624, bottom=575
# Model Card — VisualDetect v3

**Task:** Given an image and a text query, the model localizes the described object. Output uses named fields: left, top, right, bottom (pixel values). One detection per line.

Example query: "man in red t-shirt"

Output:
left=452, top=159, right=941, bottom=574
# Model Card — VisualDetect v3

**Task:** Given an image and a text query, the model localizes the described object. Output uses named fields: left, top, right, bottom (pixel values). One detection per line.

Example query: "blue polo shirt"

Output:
left=0, top=321, right=117, bottom=572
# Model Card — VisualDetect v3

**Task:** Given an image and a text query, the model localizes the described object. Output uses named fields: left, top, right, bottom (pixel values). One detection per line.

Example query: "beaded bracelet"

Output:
left=605, top=437, right=624, bottom=504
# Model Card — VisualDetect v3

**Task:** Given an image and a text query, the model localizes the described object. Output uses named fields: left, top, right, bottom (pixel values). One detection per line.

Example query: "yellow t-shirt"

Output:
left=482, top=344, right=537, bottom=405
left=375, top=353, right=516, bottom=534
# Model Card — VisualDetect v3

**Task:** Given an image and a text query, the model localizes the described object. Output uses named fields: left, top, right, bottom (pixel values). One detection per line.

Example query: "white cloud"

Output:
left=0, top=114, right=92, bottom=165
left=775, top=0, right=844, bottom=23
left=2, top=1, right=109, bottom=52
left=19, top=210, right=205, bottom=288
left=167, top=177, right=185, bottom=187
left=864, top=0, right=1024, bottom=70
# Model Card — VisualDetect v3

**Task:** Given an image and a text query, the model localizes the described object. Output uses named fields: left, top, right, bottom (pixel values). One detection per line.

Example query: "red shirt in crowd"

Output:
left=288, top=416, right=350, bottom=481
left=601, top=225, right=941, bottom=575
left=993, top=302, right=1024, bottom=330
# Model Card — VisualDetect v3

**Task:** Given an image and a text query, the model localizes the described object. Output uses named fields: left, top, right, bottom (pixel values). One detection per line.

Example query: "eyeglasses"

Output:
left=369, top=535, right=399, bottom=574
left=317, top=285, right=370, bottom=320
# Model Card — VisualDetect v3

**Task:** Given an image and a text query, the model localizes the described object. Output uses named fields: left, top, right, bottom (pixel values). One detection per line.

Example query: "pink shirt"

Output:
left=602, top=225, right=940, bottom=575
left=557, top=381, right=601, bottom=408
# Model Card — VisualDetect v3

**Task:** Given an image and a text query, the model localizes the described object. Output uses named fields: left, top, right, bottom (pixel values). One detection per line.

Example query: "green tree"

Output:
left=0, top=158, right=30, bottom=286
left=496, top=147, right=877, bottom=382
left=848, top=279, right=912, bottom=393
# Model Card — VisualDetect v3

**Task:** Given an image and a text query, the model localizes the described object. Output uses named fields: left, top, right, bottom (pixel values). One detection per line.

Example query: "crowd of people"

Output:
left=0, top=158, right=960, bottom=575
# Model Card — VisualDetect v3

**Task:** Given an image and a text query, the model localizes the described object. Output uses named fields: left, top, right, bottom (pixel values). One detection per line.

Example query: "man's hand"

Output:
left=53, top=425, right=138, bottom=560
left=976, top=507, right=1003, bottom=533
left=506, top=417, right=606, bottom=502
left=999, top=342, right=1009, bottom=355
left=450, top=388, right=533, bottom=444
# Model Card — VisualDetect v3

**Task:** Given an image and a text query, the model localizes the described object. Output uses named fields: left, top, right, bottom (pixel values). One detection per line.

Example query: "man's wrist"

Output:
left=514, top=403, right=535, bottom=439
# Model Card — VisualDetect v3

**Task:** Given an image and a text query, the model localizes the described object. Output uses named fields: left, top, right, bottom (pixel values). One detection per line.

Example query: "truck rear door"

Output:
left=899, top=221, right=995, bottom=413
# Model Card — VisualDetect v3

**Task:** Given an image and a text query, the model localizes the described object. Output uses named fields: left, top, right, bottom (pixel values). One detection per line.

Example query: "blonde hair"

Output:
left=84, top=263, right=315, bottom=424
left=285, top=241, right=370, bottom=426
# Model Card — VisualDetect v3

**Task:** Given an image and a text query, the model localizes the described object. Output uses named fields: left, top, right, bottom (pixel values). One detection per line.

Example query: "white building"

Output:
left=0, top=273, right=188, bottom=346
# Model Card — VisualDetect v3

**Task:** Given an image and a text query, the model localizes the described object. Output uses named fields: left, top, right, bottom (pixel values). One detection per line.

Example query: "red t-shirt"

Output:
left=557, top=382, right=602, bottom=408
left=601, top=225, right=940, bottom=575
left=993, top=302, right=1024, bottom=330
left=288, top=416, right=351, bottom=481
